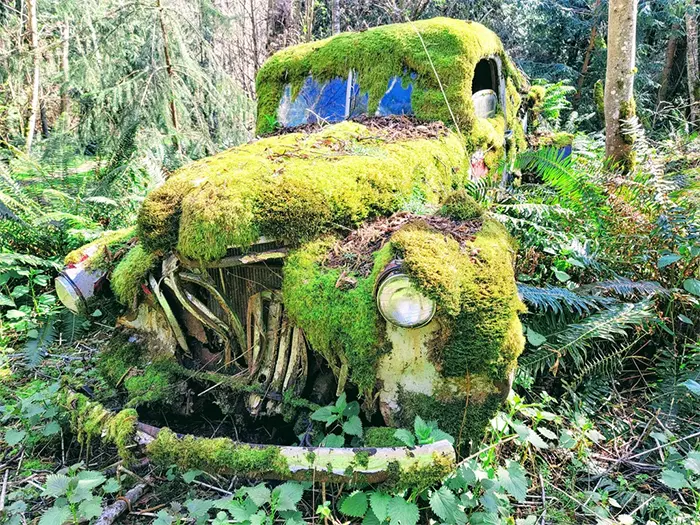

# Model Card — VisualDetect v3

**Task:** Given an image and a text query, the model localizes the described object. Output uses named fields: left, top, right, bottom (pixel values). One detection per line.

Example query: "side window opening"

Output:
left=472, top=58, right=499, bottom=119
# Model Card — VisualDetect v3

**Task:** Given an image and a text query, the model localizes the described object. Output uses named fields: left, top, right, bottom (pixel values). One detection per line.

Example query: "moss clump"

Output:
left=526, top=85, right=546, bottom=116
left=137, top=122, right=469, bottom=260
left=256, top=18, right=523, bottom=136
left=98, top=333, right=142, bottom=384
left=538, top=132, right=574, bottom=149
left=594, top=80, right=605, bottom=121
left=381, top=453, right=455, bottom=494
left=58, top=391, right=138, bottom=463
left=283, top=239, right=395, bottom=397
left=393, top=219, right=525, bottom=380
left=438, top=190, right=484, bottom=221
left=364, top=427, right=405, bottom=448
left=110, top=244, right=157, bottom=305
left=620, top=97, right=637, bottom=146
left=147, top=428, right=289, bottom=477
left=64, top=226, right=136, bottom=267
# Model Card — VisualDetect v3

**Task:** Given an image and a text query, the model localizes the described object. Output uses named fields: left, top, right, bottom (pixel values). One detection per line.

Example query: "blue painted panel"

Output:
left=376, top=74, right=415, bottom=116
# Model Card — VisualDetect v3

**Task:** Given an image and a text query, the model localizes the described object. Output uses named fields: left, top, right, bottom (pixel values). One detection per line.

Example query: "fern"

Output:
left=585, top=278, right=670, bottom=299
left=518, top=283, right=612, bottom=315
left=0, top=253, right=61, bottom=270
left=22, top=318, right=56, bottom=368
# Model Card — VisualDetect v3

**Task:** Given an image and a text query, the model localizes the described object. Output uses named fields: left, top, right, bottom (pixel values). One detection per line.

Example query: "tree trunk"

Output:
left=687, top=4, right=699, bottom=128
left=156, top=0, right=181, bottom=154
left=60, top=16, right=70, bottom=116
left=331, top=0, right=340, bottom=34
left=657, top=23, right=680, bottom=106
left=304, top=0, right=315, bottom=42
left=25, top=0, right=39, bottom=153
left=604, top=0, right=639, bottom=170
left=575, top=0, right=602, bottom=100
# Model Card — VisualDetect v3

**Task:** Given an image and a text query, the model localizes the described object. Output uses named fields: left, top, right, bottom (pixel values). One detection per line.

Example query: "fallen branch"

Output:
left=94, top=483, right=147, bottom=525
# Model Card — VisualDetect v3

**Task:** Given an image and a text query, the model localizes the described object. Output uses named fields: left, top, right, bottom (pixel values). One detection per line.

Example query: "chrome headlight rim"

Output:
left=375, top=262, right=436, bottom=329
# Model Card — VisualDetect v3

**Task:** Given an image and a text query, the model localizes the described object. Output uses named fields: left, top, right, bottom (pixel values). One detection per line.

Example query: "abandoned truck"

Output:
left=56, top=17, right=528, bottom=476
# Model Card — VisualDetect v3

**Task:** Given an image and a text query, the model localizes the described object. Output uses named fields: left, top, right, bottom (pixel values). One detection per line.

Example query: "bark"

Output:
left=657, top=23, right=680, bottom=105
left=93, top=483, right=147, bottom=525
left=60, top=16, right=70, bottom=116
left=156, top=0, right=181, bottom=153
left=331, top=0, right=340, bottom=34
left=687, top=4, right=699, bottom=128
left=604, top=0, right=639, bottom=169
left=576, top=0, right=602, bottom=100
left=304, top=0, right=315, bottom=42
left=25, top=0, right=39, bottom=152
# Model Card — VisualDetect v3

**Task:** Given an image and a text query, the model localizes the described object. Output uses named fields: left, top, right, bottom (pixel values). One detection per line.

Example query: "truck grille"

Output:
left=204, top=241, right=285, bottom=327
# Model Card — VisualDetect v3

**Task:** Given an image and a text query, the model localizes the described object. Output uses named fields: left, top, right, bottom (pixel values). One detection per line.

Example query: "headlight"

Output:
left=55, top=266, right=106, bottom=314
left=376, top=270, right=436, bottom=328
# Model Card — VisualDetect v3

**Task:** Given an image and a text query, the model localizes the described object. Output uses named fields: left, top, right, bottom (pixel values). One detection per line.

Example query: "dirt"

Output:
left=271, top=115, right=449, bottom=142
left=326, top=212, right=481, bottom=276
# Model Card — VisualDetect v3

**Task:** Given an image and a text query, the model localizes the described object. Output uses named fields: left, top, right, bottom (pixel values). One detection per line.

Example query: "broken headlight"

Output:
left=376, top=267, right=436, bottom=328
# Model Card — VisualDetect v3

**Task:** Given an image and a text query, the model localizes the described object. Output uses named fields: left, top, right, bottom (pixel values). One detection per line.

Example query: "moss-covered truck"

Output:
left=56, top=18, right=526, bottom=477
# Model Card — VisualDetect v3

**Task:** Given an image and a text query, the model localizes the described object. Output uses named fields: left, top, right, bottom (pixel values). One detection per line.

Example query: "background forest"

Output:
left=0, top=0, right=699, bottom=524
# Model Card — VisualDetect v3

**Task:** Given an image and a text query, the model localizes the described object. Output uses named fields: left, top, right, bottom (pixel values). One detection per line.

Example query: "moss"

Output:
left=137, top=122, right=470, bottom=260
left=147, top=428, right=289, bottom=477
left=256, top=18, right=523, bottom=136
left=123, top=360, right=182, bottom=408
left=393, top=219, right=525, bottom=380
left=620, top=97, right=637, bottom=146
left=380, top=453, right=454, bottom=494
left=105, top=409, right=139, bottom=461
left=526, top=85, right=546, bottom=116
left=538, top=132, right=574, bottom=149
left=354, top=450, right=370, bottom=468
left=110, top=244, right=158, bottom=305
left=283, top=238, right=395, bottom=396
left=64, top=226, right=136, bottom=267
left=594, top=80, right=605, bottom=121
left=98, top=333, right=142, bottom=384
left=438, top=190, right=483, bottom=221
left=364, top=427, right=405, bottom=448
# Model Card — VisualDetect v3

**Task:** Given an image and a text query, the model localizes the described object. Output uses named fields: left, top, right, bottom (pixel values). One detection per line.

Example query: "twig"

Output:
left=94, top=483, right=147, bottom=525
left=538, top=473, right=546, bottom=525
left=0, top=469, right=9, bottom=512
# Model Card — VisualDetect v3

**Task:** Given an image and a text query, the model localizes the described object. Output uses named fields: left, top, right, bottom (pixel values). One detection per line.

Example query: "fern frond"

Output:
left=22, top=317, right=56, bottom=368
left=518, top=284, right=613, bottom=315
left=585, top=278, right=670, bottom=299
left=0, top=253, right=61, bottom=269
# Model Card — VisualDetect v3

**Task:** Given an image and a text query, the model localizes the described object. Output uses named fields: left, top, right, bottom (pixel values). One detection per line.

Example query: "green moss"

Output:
left=64, top=226, right=136, bottom=267
left=526, top=85, right=546, bottom=116
left=380, top=454, right=455, bottom=494
left=438, top=190, right=483, bottom=221
left=283, top=239, right=395, bottom=397
left=147, top=428, right=289, bottom=477
left=594, top=80, right=605, bottom=120
left=538, top=132, right=574, bottom=149
left=364, top=427, right=405, bottom=448
left=256, top=18, right=523, bottom=136
left=105, top=409, right=139, bottom=461
left=98, top=333, right=142, bottom=384
left=138, top=122, right=470, bottom=260
left=393, top=219, right=525, bottom=380
left=620, top=97, right=637, bottom=146
left=123, top=360, right=182, bottom=408
left=110, top=244, right=157, bottom=305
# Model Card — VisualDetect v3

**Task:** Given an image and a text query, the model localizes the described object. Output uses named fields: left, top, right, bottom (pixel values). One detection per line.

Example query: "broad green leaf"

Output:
left=430, top=428, right=455, bottom=445
left=387, top=496, right=419, bottom=525
left=553, top=268, right=570, bottom=282
left=39, top=505, right=72, bottom=525
left=340, top=490, right=368, bottom=518
left=393, top=429, right=415, bottom=447
left=212, top=511, right=230, bottom=525
left=245, top=483, right=271, bottom=507
left=558, top=430, right=577, bottom=449
left=538, top=427, right=557, bottom=440
left=342, top=415, right=363, bottom=437
left=5, top=309, right=26, bottom=319
left=414, top=416, right=431, bottom=439
left=682, top=379, right=700, bottom=396
left=429, top=485, right=460, bottom=522
left=344, top=401, right=361, bottom=418
left=153, top=510, right=175, bottom=525
left=683, top=451, right=700, bottom=475
left=280, top=509, right=305, bottom=525
left=4, top=428, right=26, bottom=446
left=526, top=327, right=547, bottom=347
left=516, top=516, right=538, bottom=525
left=321, top=433, right=345, bottom=447
left=363, top=509, right=382, bottom=525
left=44, top=474, right=71, bottom=497
left=41, top=421, right=61, bottom=436
left=660, top=468, right=689, bottom=489
left=497, top=460, right=529, bottom=502
left=0, top=293, right=15, bottom=307
left=185, top=499, right=213, bottom=524
left=683, top=278, right=700, bottom=297
left=182, top=469, right=204, bottom=483
left=335, top=392, right=348, bottom=414
left=78, top=496, right=103, bottom=520
left=77, top=470, right=106, bottom=490
left=310, top=406, right=334, bottom=423
left=658, top=254, right=681, bottom=268
left=369, top=491, right=392, bottom=522
left=102, top=478, right=120, bottom=494
left=273, top=482, right=304, bottom=511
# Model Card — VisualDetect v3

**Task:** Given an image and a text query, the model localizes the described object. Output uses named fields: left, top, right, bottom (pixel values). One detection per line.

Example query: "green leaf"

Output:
left=0, top=293, right=15, bottom=307
left=658, top=254, right=681, bottom=268
left=5, top=309, right=26, bottom=319
left=41, top=421, right=61, bottom=436
left=185, top=499, right=213, bottom=524
left=77, top=470, right=106, bottom=490
left=430, top=428, right=455, bottom=445
left=182, top=469, right=204, bottom=483
left=538, top=427, right=557, bottom=440
left=369, top=491, right=392, bottom=522
left=321, top=433, right=345, bottom=447
left=558, top=429, right=577, bottom=449
left=516, top=516, right=538, bottom=525
left=682, top=379, right=700, bottom=396
left=344, top=401, right=361, bottom=418
left=661, top=468, right=689, bottom=489
left=553, top=268, right=570, bottom=282
left=335, top=392, right=348, bottom=414
left=526, top=327, right=547, bottom=347
left=153, top=510, right=175, bottom=525
left=102, top=478, right=120, bottom=494
left=310, top=406, right=334, bottom=423
left=363, top=509, right=382, bottom=525
left=39, top=505, right=72, bottom=525
left=497, top=460, right=529, bottom=502
left=393, top=429, right=415, bottom=447
left=212, top=511, right=230, bottom=525
left=342, top=415, right=363, bottom=437
left=4, top=428, right=26, bottom=446
left=44, top=474, right=71, bottom=497
left=280, top=510, right=305, bottom=525
left=245, top=483, right=271, bottom=507
left=414, top=416, right=431, bottom=439
left=273, top=482, right=304, bottom=511
left=340, top=490, right=368, bottom=518
left=78, top=496, right=103, bottom=520
left=684, top=451, right=700, bottom=475
left=429, top=485, right=460, bottom=522
left=683, top=278, right=700, bottom=296
left=387, top=497, right=419, bottom=525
